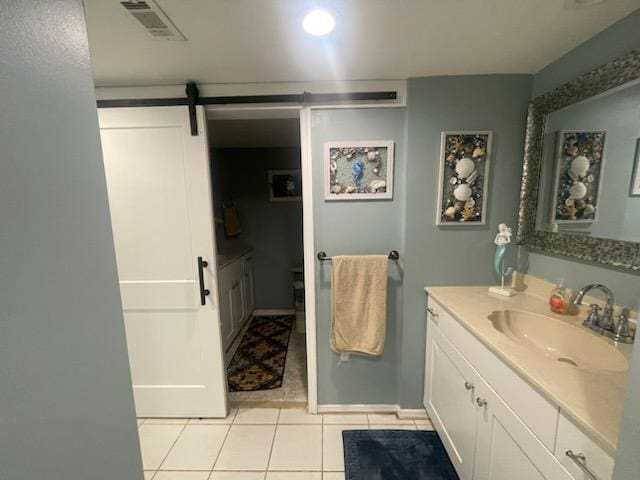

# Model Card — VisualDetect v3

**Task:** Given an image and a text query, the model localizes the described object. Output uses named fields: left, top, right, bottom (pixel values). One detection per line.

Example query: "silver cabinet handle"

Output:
left=464, top=381, right=474, bottom=391
left=566, top=451, right=600, bottom=480
left=426, top=307, right=438, bottom=322
left=476, top=397, right=487, bottom=407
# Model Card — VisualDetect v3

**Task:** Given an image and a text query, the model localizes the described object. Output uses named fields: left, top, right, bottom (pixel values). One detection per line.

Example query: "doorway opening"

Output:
left=208, top=109, right=308, bottom=407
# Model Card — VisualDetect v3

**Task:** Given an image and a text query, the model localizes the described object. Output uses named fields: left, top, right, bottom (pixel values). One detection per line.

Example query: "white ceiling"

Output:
left=84, top=0, right=640, bottom=87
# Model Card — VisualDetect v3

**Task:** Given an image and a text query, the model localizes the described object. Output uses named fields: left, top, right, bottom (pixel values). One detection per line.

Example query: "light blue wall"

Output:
left=530, top=10, right=640, bottom=479
left=533, top=9, right=640, bottom=97
left=311, top=79, right=531, bottom=408
left=0, top=1, right=142, bottom=479
left=311, top=108, right=407, bottom=405
left=212, top=147, right=303, bottom=309
left=400, top=75, right=533, bottom=407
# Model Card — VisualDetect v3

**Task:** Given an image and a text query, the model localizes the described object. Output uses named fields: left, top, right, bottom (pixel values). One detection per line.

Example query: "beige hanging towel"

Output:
left=330, top=255, right=388, bottom=356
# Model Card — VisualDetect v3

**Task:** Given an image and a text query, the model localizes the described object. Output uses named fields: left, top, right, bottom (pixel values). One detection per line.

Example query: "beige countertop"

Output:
left=425, top=285, right=632, bottom=455
left=217, top=247, right=253, bottom=270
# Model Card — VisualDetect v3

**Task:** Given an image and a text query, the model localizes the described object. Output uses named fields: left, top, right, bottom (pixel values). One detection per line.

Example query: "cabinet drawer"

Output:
left=427, top=297, right=559, bottom=451
left=555, top=412, right=614, bottom=480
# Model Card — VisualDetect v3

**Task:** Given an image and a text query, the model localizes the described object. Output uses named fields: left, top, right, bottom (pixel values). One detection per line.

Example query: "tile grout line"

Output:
left=155, top=422, right=189, bottom=472
left=209, top=411, right=240, bottom=476
left=320, top=411, right=324, bottom=474
left=264, top=408, right=281, bottom=476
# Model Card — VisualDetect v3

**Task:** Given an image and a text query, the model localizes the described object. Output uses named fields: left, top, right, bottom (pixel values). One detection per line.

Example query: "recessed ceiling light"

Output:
left=302, top=9, right=335, bottom=36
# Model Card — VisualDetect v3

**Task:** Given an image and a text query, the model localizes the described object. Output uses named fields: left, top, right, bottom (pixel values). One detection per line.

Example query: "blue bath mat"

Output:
left=343, top=430, right=459, bottom=480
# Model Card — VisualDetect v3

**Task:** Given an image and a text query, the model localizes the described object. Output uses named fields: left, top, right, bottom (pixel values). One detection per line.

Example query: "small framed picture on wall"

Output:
left=268, top=169, right=302, bottom=202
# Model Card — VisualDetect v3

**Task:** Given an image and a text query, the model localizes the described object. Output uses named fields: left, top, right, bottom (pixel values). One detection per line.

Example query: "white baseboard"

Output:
left=253, top=309, right=295, bottom=316
left=317, top=404, right=429, bottom=419
left=396, top=408, right=429, bottom=420
left=317, top=404, right=398, bottom=414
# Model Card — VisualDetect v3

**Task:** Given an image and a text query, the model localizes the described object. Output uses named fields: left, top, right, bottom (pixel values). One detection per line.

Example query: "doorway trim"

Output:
left=299, top=107, right=317, bottom=413
left=206, top=101, right=405, bottom=415
left=206, top=104, right=318, bottom=413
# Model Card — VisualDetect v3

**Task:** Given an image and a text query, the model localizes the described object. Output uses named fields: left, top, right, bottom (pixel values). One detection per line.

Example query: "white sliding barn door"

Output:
left=98, top=106, right=227, bottom=417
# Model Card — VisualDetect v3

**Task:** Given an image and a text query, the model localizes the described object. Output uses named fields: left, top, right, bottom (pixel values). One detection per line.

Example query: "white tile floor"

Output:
left=139, top=408, right=434, bottom=479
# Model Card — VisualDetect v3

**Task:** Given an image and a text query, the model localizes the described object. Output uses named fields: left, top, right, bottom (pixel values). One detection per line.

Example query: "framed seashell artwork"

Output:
left=551, top=130, right=606, bottom=223
left=436, top=131, right=492, bottom=225
left=324, top=141, right=394, bottom=200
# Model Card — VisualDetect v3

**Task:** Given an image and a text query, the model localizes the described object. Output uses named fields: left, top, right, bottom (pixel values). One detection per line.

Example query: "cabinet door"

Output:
left=219, top=286, right=234, bottom=349
left=474, top=378, right=572, bottom=480
left=230, top=280, right=244, bottom=333
left=425, top=319, right=479, bottom=480
left=242, top=255, right=255, bottom=315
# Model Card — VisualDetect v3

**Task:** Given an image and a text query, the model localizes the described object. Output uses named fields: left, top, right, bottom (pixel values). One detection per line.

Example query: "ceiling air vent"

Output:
left=120, top=0, right=186, bottom=41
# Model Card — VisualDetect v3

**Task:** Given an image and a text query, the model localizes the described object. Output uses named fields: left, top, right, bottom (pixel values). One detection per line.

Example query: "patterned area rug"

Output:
left=227, top=315, right=294, bottom=391
left=343, top=430, right=459, bottom=480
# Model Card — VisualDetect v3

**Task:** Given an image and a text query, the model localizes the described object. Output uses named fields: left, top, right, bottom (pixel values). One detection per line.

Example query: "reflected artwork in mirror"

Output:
left=549, top=130, right=605, bottom=224
left=518, top=49, right=640, bottom=271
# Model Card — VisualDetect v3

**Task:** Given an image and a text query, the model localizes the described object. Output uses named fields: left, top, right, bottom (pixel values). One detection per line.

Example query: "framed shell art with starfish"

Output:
left=324, top=141, right=394, bottom=200
left=551, top=130, right=606, bottom=223
left=436, top=131, right=492, bottom=225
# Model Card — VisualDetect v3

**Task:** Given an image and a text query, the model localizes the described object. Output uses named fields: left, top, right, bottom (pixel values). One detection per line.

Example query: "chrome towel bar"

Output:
left=565, top=451, right=600, bottom=480
left=317, top=250, right=400, bottom=261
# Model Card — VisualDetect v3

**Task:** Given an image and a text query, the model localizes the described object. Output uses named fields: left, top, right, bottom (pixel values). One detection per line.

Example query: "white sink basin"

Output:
left=488, top=309, right=628, bottom=373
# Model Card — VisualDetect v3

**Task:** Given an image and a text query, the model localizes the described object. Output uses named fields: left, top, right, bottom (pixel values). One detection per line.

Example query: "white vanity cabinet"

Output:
left=424, top=297, right=613, bottom=480
left=424, top=325, right=478, bottom=479
left=218, top=251, right=255, bottom=350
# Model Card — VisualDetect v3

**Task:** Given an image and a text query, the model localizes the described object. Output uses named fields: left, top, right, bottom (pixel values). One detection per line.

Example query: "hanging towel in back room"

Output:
left=223, top=197, right=241, bottom=237
left=330, top=255, right=388, bottom=356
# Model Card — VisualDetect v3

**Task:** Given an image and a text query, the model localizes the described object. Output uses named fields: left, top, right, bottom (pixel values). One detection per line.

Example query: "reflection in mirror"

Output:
left=535, top=79, right=640, bottom=242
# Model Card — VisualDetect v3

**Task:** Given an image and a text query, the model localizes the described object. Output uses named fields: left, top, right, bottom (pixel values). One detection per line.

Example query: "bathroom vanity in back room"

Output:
left=217, top=248, right=255, bottom=351
left=423, top=50, right=640, bottom=480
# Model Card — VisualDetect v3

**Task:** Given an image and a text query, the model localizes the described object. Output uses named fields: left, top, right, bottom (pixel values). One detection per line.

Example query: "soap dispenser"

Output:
left=549, top=279, right=572, bottom=314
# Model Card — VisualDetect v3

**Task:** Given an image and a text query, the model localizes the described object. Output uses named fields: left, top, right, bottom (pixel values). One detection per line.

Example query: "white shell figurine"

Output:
left=453, top=183, right=472, bottom=201
left=568, top=181, right=587, bottom=199
left=489, top=223, right=516, bottom=298
left=369, top=179, right=386, bottom=192
left=455, top=158, right=475, bottom=179
left=570, top=156, right=590, bottom=178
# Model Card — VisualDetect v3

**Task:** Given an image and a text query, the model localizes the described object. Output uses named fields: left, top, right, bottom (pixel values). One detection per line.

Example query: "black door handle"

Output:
left=197, top=256, right=210, bottom=305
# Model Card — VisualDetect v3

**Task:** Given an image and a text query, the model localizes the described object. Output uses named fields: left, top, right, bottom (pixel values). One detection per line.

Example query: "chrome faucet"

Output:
left=572, top=284, right=635, bottom=343
left=572, top=284, right=615, bottom=330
